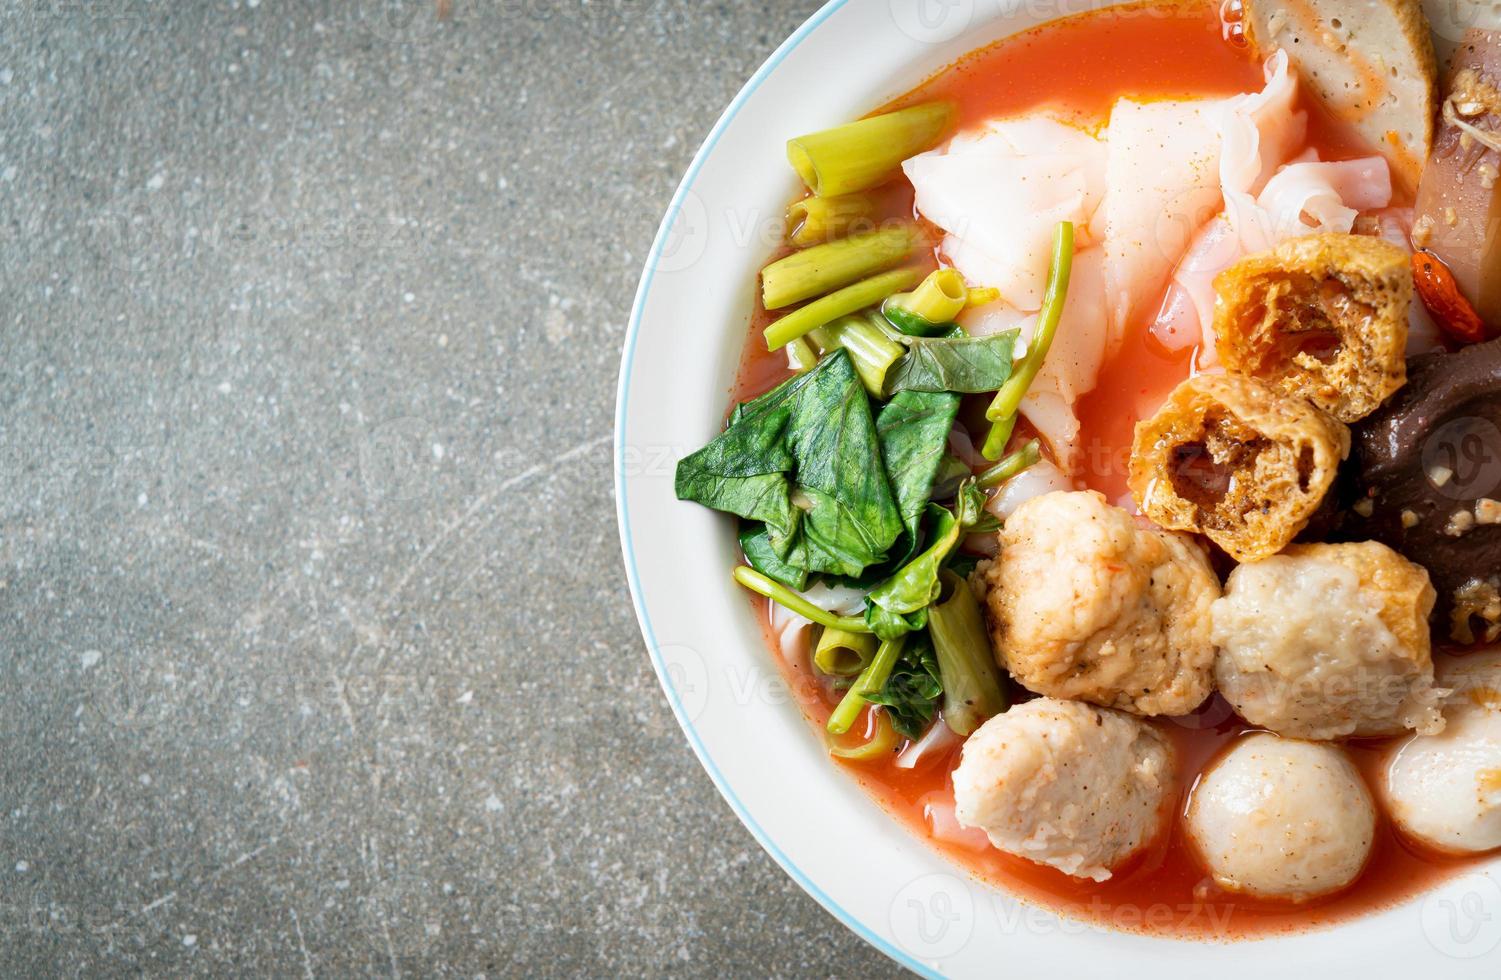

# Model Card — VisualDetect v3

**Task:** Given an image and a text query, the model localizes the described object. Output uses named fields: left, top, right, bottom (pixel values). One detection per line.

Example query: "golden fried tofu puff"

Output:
left=1213, top=233, right=1411, bottom=423
left=1129, top=374, right=1350, bottom=563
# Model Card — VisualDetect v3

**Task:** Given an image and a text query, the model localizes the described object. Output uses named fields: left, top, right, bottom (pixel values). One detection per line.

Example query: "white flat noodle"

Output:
left=768, top=602, right=811, bottom=662
left=1218, top=50, right=1306, bottom=258
left=1251, top=158, right=1393, bottom=249
left=1155, top=213, right=1235, bottom=360
left=984, top=457, right=1074, bottom=521
left=959, top=301, right=1031, bottom=339
left=1219, top=51, right=1306, bottom=205
left=904, top=116, right=1105, bottom=310
left=1018, top=390, right=1079, bottom=468
left=1095, top=97, right=1225, bottom=341
left=1148, top=54, right=1393, bottom=362
left=800, top=581, right=867, bottom=617
left=895, top=716, right=962, bottom=769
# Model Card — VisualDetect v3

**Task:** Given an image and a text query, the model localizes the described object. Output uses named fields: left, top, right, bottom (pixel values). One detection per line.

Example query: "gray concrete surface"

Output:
left=0, top=1, right=907, bottom=975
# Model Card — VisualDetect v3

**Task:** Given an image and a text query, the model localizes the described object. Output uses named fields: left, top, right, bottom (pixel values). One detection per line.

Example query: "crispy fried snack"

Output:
left=1129, top=374, right=1350, bottom=562
left=1213, top=233, right=1411, bottom=423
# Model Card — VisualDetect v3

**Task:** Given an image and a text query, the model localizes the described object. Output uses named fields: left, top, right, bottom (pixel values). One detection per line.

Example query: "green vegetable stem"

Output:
left=808, top=313, right=906, bottom=397
left=785, top=192, right=877, bottom=247
left=976, top=438, right=1042, bottom=490
left=762, top=225, right=920, bottom=310
left=882, top=268, right=969, bottom=335
left=764, top=266, right=925, bottom=351
left=826, top=708, right=898, bottom=761
left=928, top=570, right=1007, bottom=736
left=814, top=627, right=879, bottom=677
left=826, top=634, right=907, bottom=735
left=732, top=566, right=872, bottom=633
left=981, top=221, right=1074, bottom=459
left=787, top=103, right=956, bottom=197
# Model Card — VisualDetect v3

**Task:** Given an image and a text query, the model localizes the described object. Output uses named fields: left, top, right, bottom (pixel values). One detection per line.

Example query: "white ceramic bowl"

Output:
left=614, top=0, right=1501, bottom=974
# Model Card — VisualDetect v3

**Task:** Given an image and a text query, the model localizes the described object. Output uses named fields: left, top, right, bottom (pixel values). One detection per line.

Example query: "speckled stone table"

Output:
left=0, top=1, right=907, bottom=975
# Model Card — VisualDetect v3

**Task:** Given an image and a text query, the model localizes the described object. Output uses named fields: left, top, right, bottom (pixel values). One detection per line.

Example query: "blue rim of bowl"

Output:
left=612, top=1, right=942, bottom=976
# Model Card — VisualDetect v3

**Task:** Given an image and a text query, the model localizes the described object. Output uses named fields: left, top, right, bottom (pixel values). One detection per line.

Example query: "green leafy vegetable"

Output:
left=886, top=329, right=1019, bottom=394
left=676, top=351, right=903, bottom=576
left=865, top=633, right=943, bottom=740
left=739, top=524, right=808, bottom=591
left=676, top=370, right=809, bottom=550
left=785, top=354, right=904, bottom=575
left=875, top=391, right=960, bottom=540
left=865, top=602, right=928, bottom=641
left=865, top=504, right=962, bottom=639
left=954, top=478, right=1001, bottom=534
left=945, top=552, right=982, bottom=580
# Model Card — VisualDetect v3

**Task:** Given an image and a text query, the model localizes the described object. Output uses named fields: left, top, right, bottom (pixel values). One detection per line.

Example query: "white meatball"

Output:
left=1384, top=649, right=1501, bottom=854
left=952, top=698, right=1172, bottom=881
left=1186, top=734, right=1375, bottom=902
left=1211, top=542, right=1443, bottom=739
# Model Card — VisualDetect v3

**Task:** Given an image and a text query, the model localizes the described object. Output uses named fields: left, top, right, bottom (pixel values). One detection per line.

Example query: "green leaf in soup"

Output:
left=674, top=468, right=799, bottom=549
left=876, top=390, right=961, bottom=541
left=954, top=477, right=1001, bottom=534
left=886, top=328, right=1019, bottom=395
left=867, top=504, right=962, bottom=618
left=679, top=349, right=904, bottom=578
left=675, top=376, right=803, bottom=547
left=739, top=523, right=808, bottom=591
left=865, top=602, right=927, bottom=642
left=865, top=632, right=943, bottom=740
left=782, top=351, right=904, bottom=576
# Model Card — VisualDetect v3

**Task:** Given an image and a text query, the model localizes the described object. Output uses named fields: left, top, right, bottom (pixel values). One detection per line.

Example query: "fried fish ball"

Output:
left=952, top=698, right=1173, bottom=881
left=1214, top=233, right=1411, bottom=423
left=1211, top=542, right=1444, bottom=740
left=1128, top=374, right=1350, bottom=563
left=1186, top=734, right=1376, bottom=902
left=976, top=490, right=1219, bottom=716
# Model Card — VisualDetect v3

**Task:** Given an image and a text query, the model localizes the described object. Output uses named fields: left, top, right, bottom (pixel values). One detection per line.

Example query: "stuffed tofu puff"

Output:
left=673, top=0, right=1501, bottom=939
left=1129, top=373, right=1350, bottom=562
